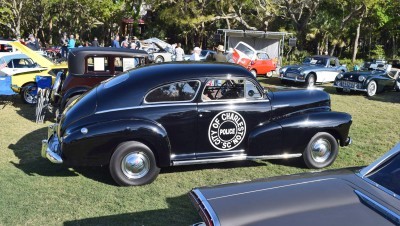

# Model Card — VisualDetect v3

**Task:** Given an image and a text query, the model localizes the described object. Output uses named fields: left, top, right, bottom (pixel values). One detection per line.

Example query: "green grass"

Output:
left=0, top=78, right=399, bottom=225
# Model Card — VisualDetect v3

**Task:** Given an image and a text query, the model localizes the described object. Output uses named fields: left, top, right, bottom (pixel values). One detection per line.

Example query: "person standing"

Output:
left=92, top=37, right=99, bottom=47
left=67, top=35, right=75, bottom=56
left=189, top=47, right=201, bottom=61
left=60, top=33, right=68, bottom=58
left=175, top=43, right=185, bottom=61
left=112, top=35, right=121, bottom=48
left=26, top=34, right=40, bottom=51
left=133, top=36, right=141, bottom=49
left=214, top=45, right=227, bottom=62
left=121, top=36, right=129, bottom=48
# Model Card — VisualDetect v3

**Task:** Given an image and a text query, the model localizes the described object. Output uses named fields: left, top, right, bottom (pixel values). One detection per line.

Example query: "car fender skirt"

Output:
left=62, top=119, right=171, bottom=167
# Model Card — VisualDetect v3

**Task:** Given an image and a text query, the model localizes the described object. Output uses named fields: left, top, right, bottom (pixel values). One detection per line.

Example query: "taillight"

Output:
left=189, top=191, right=214, bottom=226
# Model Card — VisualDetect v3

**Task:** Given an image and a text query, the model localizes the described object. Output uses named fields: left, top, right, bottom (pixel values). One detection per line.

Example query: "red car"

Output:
left=231, top=42, right=277, bottom=77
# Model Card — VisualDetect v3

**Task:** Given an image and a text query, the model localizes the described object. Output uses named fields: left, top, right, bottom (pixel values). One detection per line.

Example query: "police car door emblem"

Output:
left=208, top=110, right=246, bottom=150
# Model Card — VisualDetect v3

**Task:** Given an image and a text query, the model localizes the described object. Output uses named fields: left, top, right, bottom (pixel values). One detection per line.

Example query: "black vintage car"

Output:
left=189, top=142, right=400, bottom=226
left=334, top=67, right=400, bottom=96
left=42, top=63, right=352, bottom=186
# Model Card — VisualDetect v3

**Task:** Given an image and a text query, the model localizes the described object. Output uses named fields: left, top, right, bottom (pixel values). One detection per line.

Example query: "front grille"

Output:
left=286, top=72, right=298, bottom=78
left=337, top=81, right=363, bottom=89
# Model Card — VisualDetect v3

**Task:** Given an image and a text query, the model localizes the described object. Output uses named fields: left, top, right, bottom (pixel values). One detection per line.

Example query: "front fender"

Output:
left=247, top=112, right=352, bottom=156
left=62, top=119, right=171, bottom=167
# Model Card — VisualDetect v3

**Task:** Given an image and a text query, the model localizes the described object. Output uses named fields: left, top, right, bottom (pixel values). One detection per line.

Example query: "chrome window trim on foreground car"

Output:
left=191, top=189, right=221, bottom=226
left=143, top=80, right=201, bottom=104
left=357, top=142, right=400, bottom=200
left=354, top=190, right=400, bottom=224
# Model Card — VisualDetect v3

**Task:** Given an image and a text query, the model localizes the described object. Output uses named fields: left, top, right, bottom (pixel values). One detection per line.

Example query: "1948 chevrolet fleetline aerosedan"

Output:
left=42, top=63, right=352, bottom=186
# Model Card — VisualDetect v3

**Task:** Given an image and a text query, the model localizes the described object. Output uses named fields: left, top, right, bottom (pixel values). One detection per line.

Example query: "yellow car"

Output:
left=9, top=42, right=67, bottom=104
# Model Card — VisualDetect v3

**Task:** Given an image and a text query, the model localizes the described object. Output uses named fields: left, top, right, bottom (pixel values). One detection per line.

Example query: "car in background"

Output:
left=42, top=63, right=352, bottom=186
left=0, top=40, right=17, bottom=54
left=52, top=47, right=149, bottom=112
left=279, top=55, right=347, bottom=86
left=147, top=42, right=174, bottom=63
left=0, top=53, right=40, bottom=76
left=334, top=66, right=400, bottom=96
left=230, top=42, right=277, bottom=78
left=189, top=142, right=400, bottom=226
left=185, top=50, right=216, bottom=61
left=8, top=41, right=67, bottom=104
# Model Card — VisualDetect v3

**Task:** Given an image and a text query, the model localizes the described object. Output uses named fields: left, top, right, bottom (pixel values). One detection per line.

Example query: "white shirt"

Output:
left=175, top=47, right=185, bottom=61
left=189, top=52, right=200, bottom=61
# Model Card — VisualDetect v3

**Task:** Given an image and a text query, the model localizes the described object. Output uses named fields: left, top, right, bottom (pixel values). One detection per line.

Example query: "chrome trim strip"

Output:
left=172, top=153, right=302, bottom=166
left=192, top=189, right=221, bottom=226
left=96, top=102, right=197, bottom=114
left=197, top=99, right=270, bottom=105
left=359, top=142, right=400, bottom=177
left=209, top=178, right=336, bottom=200
left=143, top=80, right=201, bottom=104
left=357, top=176, right=399, bottom=200
left=354, top=190, right=400, bottom=224
left=333, top=85, right=367, bottom=92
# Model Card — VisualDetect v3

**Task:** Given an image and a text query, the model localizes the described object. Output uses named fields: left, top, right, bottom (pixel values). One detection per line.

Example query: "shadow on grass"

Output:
left=63, top=194, right=200, bottom=226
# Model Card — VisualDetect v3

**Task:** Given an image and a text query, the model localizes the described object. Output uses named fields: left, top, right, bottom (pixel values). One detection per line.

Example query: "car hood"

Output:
left=339, top=70, right=384, bottom=82
left=285, top=64, right=323, bottom=73
left=193, top=170, right=398, bottom=226
left=9, top=41, right=54, bottom=68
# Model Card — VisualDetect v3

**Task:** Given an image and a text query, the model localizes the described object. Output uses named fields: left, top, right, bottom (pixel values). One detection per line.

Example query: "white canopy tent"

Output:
left=218, top=29, right=290, bottom=66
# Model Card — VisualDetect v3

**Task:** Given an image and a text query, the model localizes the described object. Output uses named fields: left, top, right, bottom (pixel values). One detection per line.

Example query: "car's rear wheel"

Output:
left=155, top=56, right=164, bottom=63
left=265, top=71, right=273, bottom=78
left=250, top=70, right=257, bottom=78
left=306, top=74, right=316, bottom=87
left=110, top=141, right=160, bottom=186
left=366, top=80, right=377, bottom=97
left=64, top=95, right=80, bottom=110
left=21, top=83, right=37, bottom=104
left=303, top=132, right=338, bottom=169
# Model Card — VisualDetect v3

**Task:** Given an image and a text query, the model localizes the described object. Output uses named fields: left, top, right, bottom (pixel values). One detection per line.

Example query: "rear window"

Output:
left=145, top=80, right=200, bottom=103
left=366, top=153, right=400, bottom=196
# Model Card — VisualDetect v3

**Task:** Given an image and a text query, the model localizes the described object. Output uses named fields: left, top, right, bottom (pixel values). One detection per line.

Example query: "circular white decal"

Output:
left=208, top=110, right=246, bottom=151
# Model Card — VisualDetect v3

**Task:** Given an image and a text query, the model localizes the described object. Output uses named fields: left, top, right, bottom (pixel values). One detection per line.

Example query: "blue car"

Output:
left=279, top=55, right=347, bottom=86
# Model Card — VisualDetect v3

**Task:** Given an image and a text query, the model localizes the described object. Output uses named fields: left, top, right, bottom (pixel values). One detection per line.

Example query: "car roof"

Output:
left=68, top=47, right=149, bottom=75
left=0, top=53, right=29, bottom=61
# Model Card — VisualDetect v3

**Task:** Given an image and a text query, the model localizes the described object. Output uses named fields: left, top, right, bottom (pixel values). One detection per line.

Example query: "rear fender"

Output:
left=63, top=119, right=171, bottom=167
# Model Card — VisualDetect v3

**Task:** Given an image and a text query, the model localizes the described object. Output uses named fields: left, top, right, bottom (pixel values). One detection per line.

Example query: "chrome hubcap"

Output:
left=368, top=82, right=376, bottom=96
left=24, top=87, right=37, bottom=104
left=121, top=152, right=150, bottom=179
left=311, top=138, right=331, bottom=163
left=308, top=76, right=315, bottom=87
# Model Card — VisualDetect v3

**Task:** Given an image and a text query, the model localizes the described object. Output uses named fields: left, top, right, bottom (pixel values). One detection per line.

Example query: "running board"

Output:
left=172, top=153, right=302, bottom=166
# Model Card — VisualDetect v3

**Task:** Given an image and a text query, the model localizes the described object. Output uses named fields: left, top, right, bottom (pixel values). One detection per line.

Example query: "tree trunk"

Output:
left=352, top=21, right=361, bottom=63
left=49, top=18, right=53, bottom=45
left=330, top=44, right=336, bottom=56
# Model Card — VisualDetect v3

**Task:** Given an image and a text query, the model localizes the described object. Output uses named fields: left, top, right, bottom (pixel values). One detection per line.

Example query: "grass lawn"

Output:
left=0, top=77, right=399, bottom=225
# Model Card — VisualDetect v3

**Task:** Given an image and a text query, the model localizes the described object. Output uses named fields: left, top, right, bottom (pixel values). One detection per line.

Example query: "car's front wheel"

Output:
left=303, top=132, right=338, bottom=169
left=155, top=56, right=164, bottom=63
left=265, top=71, right=273, bottom=78
left=367, top=80, right=377, bottom=97
left=21, top=83, right=38, bottom=104
left=306, top=74, right=316, bottom=87
left=110, top=141, right=160, bottom=186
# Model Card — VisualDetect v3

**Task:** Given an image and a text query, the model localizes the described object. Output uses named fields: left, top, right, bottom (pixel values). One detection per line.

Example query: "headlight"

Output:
left=337, top=73, right=343, bottom=79
left=358, top=76, right=365, bottom=82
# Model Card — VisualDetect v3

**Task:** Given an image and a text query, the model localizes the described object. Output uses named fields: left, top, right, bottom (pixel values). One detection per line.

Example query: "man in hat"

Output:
left=189, top=47, right=201, bottom=61
left=26, top=34, right=40, bottom=51
left=214, top=45, right=227, bottom=62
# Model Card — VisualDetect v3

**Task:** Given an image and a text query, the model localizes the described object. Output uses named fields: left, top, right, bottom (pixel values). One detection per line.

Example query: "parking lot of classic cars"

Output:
left=1, top=40, right=400, bottom=225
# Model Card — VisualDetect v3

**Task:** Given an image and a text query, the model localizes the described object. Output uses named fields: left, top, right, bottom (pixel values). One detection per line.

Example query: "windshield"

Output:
left=303, top=57, right=327, bottom=66
left=200, top=51, right=208, bottom=57
left=235, top=43, right=255, bottom=59
left=366, top=153, right=400, bottom=196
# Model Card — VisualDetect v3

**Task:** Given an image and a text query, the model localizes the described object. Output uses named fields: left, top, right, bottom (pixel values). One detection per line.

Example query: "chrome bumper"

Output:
left=41, top=123, right=63, bottom=164
left=333, top=85, right=367, bottom=92
left=280, top=76, right=306, bottom=82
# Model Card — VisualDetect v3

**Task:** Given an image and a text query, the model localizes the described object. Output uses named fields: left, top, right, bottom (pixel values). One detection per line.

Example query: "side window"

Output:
left=87, top=57, right=109, bottom=72
left=115, top=57, right=142, bottom=73
left=202, top=78, right=261, bottom=101
left=330, top=58, right=336, bottom=67
left=145, top=80, right=200, bottom=103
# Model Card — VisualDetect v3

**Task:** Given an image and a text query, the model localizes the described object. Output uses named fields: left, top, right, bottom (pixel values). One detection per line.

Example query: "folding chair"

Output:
left=35, top=76, right=52, bottom=123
